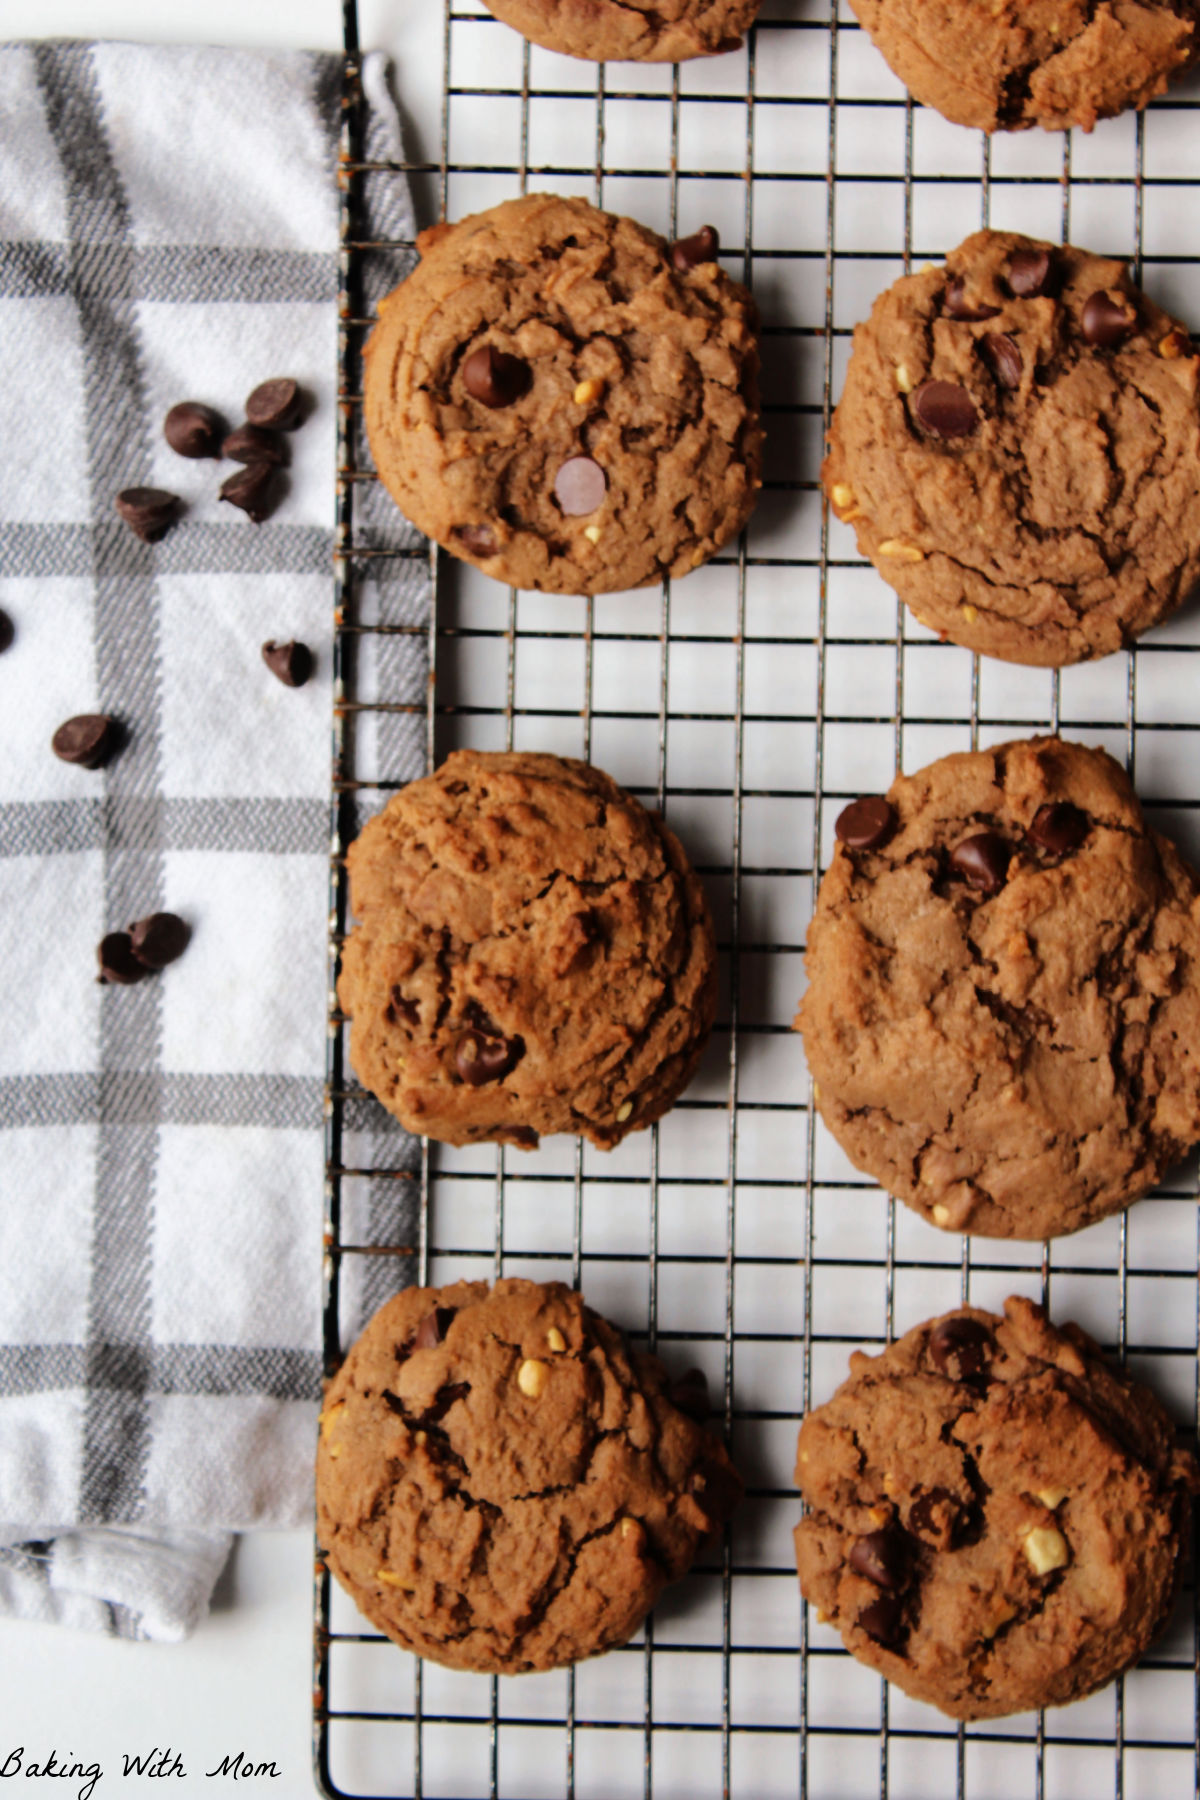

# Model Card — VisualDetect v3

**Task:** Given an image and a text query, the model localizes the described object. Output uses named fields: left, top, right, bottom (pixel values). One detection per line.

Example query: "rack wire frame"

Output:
left=313, top=2, right=1200, bottom=1795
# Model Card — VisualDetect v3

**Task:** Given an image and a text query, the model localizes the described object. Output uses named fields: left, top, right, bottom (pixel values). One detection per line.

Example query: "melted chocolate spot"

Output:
left=928, top=1315, right=992, bottom=1384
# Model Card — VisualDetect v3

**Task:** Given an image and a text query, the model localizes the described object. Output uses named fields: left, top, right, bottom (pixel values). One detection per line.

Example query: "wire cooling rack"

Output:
left=314, top=1, right=1200, bottom=1795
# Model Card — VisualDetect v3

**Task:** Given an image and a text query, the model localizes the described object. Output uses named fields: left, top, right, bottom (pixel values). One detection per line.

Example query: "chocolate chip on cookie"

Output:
left=835, top=796, right=896, bottom=851
left=928, top=1315, right=992, bottom=1382
left=943, top=276, right=1000, bottom=322
left=553, top=456, right=607, bottom=516
left=1006, top=246, right=1055, bottom=298
left=948, top=832, right=1011, bottom=893
left=980, top=332, right=1022, bottom=389
left=462, top=344, right=532, bottom=409
left=1081, top=289, right=1139, bottom=348
left=671, top=225, right=720, bottom=272
left=911, top=380, right=979, bottom=439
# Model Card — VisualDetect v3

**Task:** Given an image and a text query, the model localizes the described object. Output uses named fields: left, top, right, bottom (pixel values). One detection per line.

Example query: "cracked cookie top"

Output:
left=483, top=0, right=760, bottom=61
left=794, top=1297, right=1199, bottom=1720
left=363, top=193, right=762, bottom=596
left=849, top=0, right=1199, bottom=133
left=316, top=1278, right=742, bottom=1673
left=824, top=230, right=1200, bottom=665
left=796, top=736, right=1200, bottom=1239
left=337, top=749, right=717, bottom=1150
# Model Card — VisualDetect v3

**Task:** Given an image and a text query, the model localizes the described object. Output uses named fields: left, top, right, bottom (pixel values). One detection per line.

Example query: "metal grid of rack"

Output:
left=314, top=1, right=1200, bottom=1794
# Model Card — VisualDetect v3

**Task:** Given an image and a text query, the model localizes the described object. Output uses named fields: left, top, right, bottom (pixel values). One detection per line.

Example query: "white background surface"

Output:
left=0, top=7, right=426, bottom=1800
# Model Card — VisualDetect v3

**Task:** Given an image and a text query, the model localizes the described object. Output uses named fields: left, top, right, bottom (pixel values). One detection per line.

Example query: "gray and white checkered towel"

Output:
left=0, top=41, right=422, bottom=1639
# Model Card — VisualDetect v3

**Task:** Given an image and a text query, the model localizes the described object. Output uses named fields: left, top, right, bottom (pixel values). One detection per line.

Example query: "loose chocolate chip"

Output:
left=849, top=1527, right=907, bottom=1591
left=671, top=225, right=719, bottom=272
left=223, top=423, right=288, bottom=466
left=980, top=332, right=1023, bottom=390
left=262, top=639, right=313, bottom=687
left=453, top=523, right=498, bottom=558
left=835, top=796, right=895, bottom=851
left=163, top=400, right=225, bottom=459
left=128, top=911, right=190, bottom=969
left=0, top=609, right=12, bottom=653
left=413, top=1306, right=457, bottom=1351
left=911, top=380, right=980, bottom=440
left=461, top=344, right=532, bottom=409
left=858, top=1593, right=906, bottom=1648
left=667, top=1368, right=711, bottom=1422
left=115, top=486, right=180, bottom=542
left=1028, top=801, right=1090, bottom=856
left=455, top=1028, right=520, bottom=1086
left=97, top=931, right=149, bottom=986
left=220, top=461, right=279, bottom=523
left=1006, top=247, right=1054, bottom=299
left=1082, top=289, right=1138, bottom=349
left=949, top=832, right=1011, bottom=894
left=245, top=376, right=303, bottom=430
left=943, top=277, right=1000, bottom=322
left=928, top=1315, right=992, bottom=1384
left=51, top=713, right=118, bottom=769
left=554, top=455, right=607, bottom=517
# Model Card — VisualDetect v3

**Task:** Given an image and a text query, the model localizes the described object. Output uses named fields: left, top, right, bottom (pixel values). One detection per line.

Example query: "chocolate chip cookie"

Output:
left=797, top=737, right=1200, bottom=1239
left=316, top=1278, right=742, bottom=1673
left=364, top=194, right=762, bottom=595
left=824, top=230, right=1200, bottom=665
left=337, top=749, right=717, bottom=1150
left=482, top=0, right=760, bottom=62
left=849, top=0, right=1199, bottom=133
left=794, top=1297, right=1199, bottom=1720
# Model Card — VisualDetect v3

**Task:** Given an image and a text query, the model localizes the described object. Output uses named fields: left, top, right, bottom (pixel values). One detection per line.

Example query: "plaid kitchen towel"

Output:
left=0, top=41, right=425, bottom=1639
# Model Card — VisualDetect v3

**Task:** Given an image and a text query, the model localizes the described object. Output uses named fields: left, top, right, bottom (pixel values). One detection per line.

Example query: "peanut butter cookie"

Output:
left=317, top=1278, right=741, bottom=1673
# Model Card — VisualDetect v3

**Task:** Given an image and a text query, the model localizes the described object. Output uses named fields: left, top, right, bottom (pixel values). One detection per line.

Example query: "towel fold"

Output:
left=0, top=40, right=420, bottom=1639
